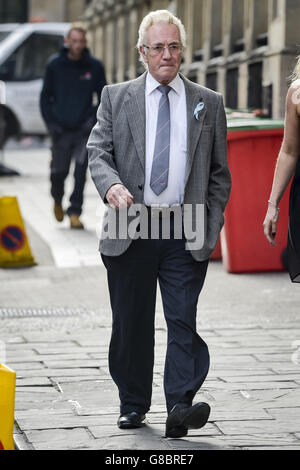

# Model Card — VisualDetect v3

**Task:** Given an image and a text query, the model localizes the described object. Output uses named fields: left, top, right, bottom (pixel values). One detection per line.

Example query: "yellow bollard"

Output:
left=0, top=196, right=35, bottom=268
left=0, top=364, right=16, bottom=450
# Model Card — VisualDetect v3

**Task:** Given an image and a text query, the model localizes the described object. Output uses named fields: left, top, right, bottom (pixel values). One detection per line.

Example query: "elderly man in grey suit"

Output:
left=87, top=10, right=231, bottom=438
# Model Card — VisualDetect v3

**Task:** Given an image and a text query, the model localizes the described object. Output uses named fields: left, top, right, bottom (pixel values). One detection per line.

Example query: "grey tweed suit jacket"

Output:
left=87, top=72, right=231, bottom=261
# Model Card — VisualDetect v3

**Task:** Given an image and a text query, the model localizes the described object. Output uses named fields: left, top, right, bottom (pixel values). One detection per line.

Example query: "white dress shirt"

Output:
left=143, top=72, right=187, bottom=206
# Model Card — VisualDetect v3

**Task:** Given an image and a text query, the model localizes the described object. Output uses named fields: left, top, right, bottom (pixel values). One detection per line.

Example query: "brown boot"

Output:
left=54, top=202, right=64, bottom=222
left=69, top=214, right=84, bottom=229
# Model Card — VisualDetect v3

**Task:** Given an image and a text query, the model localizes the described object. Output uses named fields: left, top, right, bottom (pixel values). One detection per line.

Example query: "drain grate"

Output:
left=0, top=307, right=91, bottom=318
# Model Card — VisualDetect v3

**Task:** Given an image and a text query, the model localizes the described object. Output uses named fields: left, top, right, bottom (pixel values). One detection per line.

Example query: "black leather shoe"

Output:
left=117, top=411, right=146, bottom=429
left=165, top=402, right=210, bottom=438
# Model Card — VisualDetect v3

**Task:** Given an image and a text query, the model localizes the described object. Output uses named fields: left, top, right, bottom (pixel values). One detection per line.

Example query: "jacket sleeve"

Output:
left=207, top=94, right=231, bottom=231
left=96, top=61, right=107, bottom=103
left=87, top=85, right=123, bottom=202
left=39, top=63, right=56, bottom=128
left=89, top=61, right=107, bottom=124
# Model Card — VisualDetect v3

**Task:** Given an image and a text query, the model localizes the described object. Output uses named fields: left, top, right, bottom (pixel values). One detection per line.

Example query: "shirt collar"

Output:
left=146, top=72, right=181, bottom=96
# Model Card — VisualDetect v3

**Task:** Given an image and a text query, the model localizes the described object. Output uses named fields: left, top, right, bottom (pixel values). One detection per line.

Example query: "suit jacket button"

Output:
left=138, top=184, right=143, bottom=190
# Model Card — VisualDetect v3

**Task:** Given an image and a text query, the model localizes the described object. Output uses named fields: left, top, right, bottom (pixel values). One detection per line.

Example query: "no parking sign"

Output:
left=0, top=196, right=35, bottom=267
left=0, top=225, right=25, bottom=252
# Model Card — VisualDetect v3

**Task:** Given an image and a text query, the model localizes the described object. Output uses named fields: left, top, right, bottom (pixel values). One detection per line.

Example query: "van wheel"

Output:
left=0, top=106, right=20, bottom=176
left=0, top=105, right=20, bottom=149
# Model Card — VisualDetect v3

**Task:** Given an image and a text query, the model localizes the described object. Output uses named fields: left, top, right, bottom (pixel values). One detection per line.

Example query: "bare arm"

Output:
left=263, top=80, right=300, bottom=245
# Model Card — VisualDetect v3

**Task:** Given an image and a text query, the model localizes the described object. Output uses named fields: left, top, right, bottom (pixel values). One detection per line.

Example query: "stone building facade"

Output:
left=29, top=0, right=92, bottom=22
left=83, top=0, right=300, bottom=119
left=0, top=0, right=92, bottom=24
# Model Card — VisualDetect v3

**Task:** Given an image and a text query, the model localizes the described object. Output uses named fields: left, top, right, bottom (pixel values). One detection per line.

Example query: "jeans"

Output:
left=50, top=128, right=89, bottom=216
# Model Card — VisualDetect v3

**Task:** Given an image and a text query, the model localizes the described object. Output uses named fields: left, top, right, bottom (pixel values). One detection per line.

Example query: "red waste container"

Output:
left=210, top=236, right=222, bottom=260
left=221, top=117, right=290, bottom=273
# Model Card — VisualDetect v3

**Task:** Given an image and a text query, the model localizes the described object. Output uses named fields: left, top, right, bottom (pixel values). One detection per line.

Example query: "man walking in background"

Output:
left=88, top=10, right=231, bottom=438
left=40, top=26, right=106, bottom=229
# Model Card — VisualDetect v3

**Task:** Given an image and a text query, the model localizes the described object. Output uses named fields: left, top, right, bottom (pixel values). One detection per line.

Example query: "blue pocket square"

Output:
left=194, top=102, right=205, bottom=120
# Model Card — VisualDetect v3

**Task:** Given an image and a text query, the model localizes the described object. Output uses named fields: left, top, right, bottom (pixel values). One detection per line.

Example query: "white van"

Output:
left=0, top=22, right=70, bottom=147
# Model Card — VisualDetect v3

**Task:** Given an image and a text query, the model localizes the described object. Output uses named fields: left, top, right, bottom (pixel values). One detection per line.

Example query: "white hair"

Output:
left=136, top=10, right=186, bottom=69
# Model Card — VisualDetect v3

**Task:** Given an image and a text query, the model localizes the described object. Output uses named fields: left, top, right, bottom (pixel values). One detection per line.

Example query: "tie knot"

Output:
left=157, top=85, right=172, bottom=96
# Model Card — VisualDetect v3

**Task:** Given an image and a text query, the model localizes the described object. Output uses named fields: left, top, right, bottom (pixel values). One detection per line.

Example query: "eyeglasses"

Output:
left=143, top=44, right=183, bottom=56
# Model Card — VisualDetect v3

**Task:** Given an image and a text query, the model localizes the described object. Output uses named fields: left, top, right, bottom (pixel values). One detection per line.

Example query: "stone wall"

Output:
left=83, top=0, right=300, bottom=118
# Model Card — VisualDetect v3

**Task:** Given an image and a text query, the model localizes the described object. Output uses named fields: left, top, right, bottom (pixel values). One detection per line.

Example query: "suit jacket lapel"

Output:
left=124, top=72, right=206, bottom=180
left=124, top=72, right=147, bottom=171
left=181, top=75, right=206, bottom=184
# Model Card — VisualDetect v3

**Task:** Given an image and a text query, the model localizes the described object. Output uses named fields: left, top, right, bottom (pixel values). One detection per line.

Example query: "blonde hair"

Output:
left=67, top=24, right=87, bottom=38
left=136, top=10, right=186, bottom=68
left=289, top=55, right=300, bottom=83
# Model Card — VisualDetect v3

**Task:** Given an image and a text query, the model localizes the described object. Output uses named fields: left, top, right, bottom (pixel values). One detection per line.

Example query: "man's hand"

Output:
left=106, top=184, right=134, bottom=210
left=263, top=205, right=279, bottom=246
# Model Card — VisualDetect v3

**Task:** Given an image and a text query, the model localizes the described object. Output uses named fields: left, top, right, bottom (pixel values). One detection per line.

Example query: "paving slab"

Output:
left=207, top=369, right=275, bottom=377
left=16, top=377, right=53, bottom=386
left=203, top=380, right=299, bottom=390
left=24, top=428, right=93, bottom=445
left=223, top=374, right=300, bottom=382
left=215, top=419, right=300, bottom=435
left=167, top=434, right=300, bottom=450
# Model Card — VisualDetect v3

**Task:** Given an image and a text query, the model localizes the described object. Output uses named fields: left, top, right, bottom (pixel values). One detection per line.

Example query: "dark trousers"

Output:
left=50, top=129, right=88, bottom=216
left=101, top=213, right=209, bottom=415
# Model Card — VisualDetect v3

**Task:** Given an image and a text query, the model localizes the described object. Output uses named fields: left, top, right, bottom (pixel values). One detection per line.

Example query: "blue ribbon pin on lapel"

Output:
left=194, top=101, right=205, bottom=120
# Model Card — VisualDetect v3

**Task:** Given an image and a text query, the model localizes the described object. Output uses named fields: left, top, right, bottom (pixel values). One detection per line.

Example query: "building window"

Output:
left=226, top=68, right=238, bottom=109
left=248, top=62, right=263, bottom=110
left=192, top=0, right=204, bottom=62
left=253, top=0, right=268, bottom=48
left=0, top=33, right=64, bottom=81
left=231, top=0, right=244, bottom=53
left=206, top=72, right=217, bottom=91
left=211, top=0, right=223, bottom=58
left=0, top=0, right=28, bottom=23
left=187, top=72, right=198, bottom=84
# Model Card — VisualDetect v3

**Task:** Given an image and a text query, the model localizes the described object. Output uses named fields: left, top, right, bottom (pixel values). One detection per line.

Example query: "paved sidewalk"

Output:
left=3, top=318, right=300, bottom=450
left=1, top=143, right=300, bottom=450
